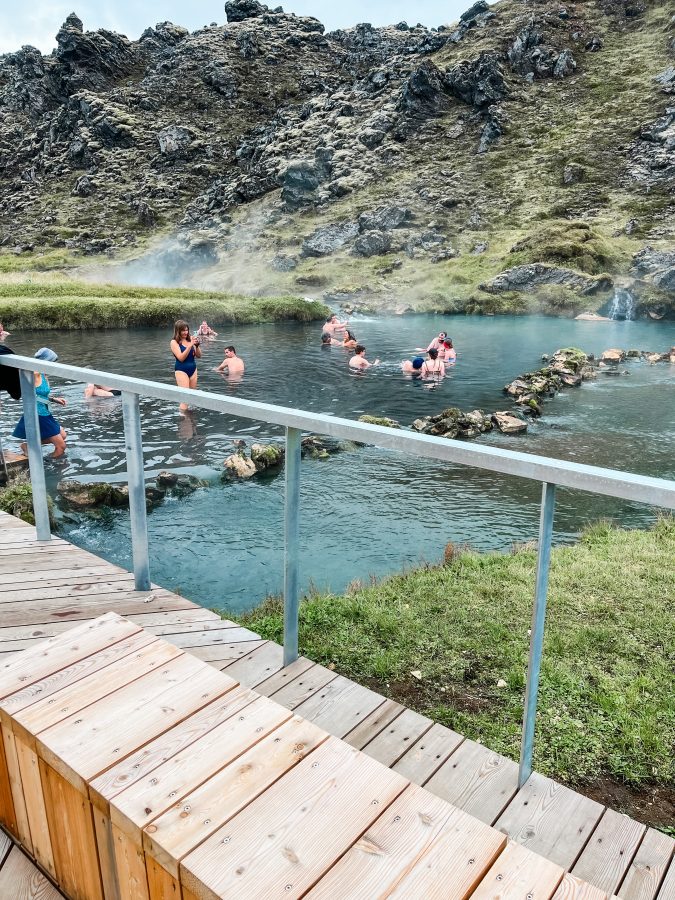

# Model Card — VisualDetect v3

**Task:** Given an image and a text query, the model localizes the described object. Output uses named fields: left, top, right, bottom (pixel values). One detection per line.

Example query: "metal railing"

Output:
left=2, top=352, right=674, bottom=788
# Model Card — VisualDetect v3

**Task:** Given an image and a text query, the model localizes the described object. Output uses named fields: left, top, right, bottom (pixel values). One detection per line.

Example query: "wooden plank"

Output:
left=343, top=699, right=405, bottom=751
left=168, top=627, right=260, bottom=649
left=0, top=613, right=142, bottom=701
left=220, top=641, right=284, bottom=686
left=2, top=722, right=33, bottom=850
left=12, top=637, right=181, bottom=741
left=188, top=640, right=265, bottom=665
left=146, top=855, right=180, bottom=900
left=307, top=782, right=506, bottom=899
left=292, top=674, right=385, bottom=738
left=425, top=738, right=519, bottom=825
left=495, top=773, right=604, bottom=869
left=143, top=716, right=328, bottom=878
left=0, top=553, right=105, bottom=575
left=0, top=719, right=17, bottom=835
left=0, top=577, right=136, bottom=604
left=0, top=845, right=62, bottom=899
left=15, top=738, right=56, bottom=879
left=553, top=873, right=611, bottom=899
left=572, top=809, right=646, bottom=895
left=253, top=657, right=315, bottom=697
left=264, top=662, right=337, bottom=709
left=361, top=707, right=433, bottom=768
left=87, top=687, right=253, bottom=812
left=111, top=824, right=149, bottom=900
left=656, top=857, right=675, bottom=900
left=0, top=631, right=161, bottom=725
left=471, top=839, right=565, bottom=899
left=41, top=760, right=103, bottom=900
left=0, top=593, right=197, bottom=628
left=110, top=695, right=291, bottom=838
left=179, top=736, right=408, bottom=900
left=393, top=722, right=464, bottom=784
left=92, top=805, right=121, bottom=900
left=140, top=619, right=239, bottom=635
left=37, top=654, right=236, bottom=790
left=618, top=828, right=675, bottom=900
left=0, top=566, right=128, bottom=589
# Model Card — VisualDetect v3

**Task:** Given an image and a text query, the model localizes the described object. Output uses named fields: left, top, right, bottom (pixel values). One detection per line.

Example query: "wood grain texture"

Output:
left=307, top=782, right=505, bottom=899
left=0, top=721, right=18, bottom=835
left=572, top=809, right=645, bottom=895
left=0, top=613, right=141, bottom=702
left=180, top=736, right=408, bottom=900
left=2, top=722, right=32, bottom=850
left=146, top=855, right=180, bottom=900
left=393, top=722, right=464, bottom=785
left=15, top=737, right=55, bottom=879
left=266, top=663, right=338, bottom=710
left=112, top=824, right=149, bottom=900
left=655, top=857, right=675, bottom=900
left=188, top=640, right=264, bottom=665
left=495, top=773, right=604, bottom=869
left=254, top=657, right=315, bottom=697
left=553, top=872, right=610, bottom=899
left=41, top=760, right=103, bottom=900
left=292, top=674, right=385, bottom=737
left=0, top=845, right=62, bottom=899
left=343, top=698, right=405, bottom=751
left=143, top=716, right=328, bottom=877
left=89, top=686, right=255, bottom=811
left=220, top=641, right=284, bottom=686
left=471, top=839, right=564, bottom=900
left=617, top=828, right=675, bottom=900
left=361, top=707, right=433, bottom=768
left=37, top=654, right=234, bottom=787
left=0, top=630, right=158, bottom=726
left=111, top=695, right=291, bottom=837
left=425, top=738, right=519, bottom=825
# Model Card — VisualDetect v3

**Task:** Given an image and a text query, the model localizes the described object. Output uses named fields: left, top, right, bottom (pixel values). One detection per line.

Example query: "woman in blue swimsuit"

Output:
left=13, top=347, right=67, bottom=457
left=171, top=320, right=202, bottom=410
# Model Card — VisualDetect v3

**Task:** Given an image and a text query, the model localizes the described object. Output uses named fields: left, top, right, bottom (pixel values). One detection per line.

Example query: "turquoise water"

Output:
left=2, top=314, right=674, bottom=612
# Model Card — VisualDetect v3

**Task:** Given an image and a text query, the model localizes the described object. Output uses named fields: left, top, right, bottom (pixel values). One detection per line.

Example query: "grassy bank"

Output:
left=0, top=281, right=329, bottom=329
left=241, top=520, right=674, bottom=811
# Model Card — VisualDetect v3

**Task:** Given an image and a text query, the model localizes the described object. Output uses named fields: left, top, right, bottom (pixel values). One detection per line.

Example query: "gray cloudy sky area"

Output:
left=0, top=1, right=496, bottom=54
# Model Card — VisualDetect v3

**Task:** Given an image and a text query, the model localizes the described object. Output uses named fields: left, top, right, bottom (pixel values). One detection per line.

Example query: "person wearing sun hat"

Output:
left=12, top=348, right=68, bottom=458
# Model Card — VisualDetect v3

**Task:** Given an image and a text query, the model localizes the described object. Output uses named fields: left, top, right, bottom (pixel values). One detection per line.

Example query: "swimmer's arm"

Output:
left=215, top=361, right=229, bottom=372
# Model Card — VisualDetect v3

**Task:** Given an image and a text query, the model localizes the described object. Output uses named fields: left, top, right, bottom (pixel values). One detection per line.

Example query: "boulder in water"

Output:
left=600, top=348, right=626, bottom=363
left=492, top=412, right=528, bottom=434
left=358, top=415, right=400, bottom=428
left=251, top=443, right=284, bottom=471
left=223, top=452, right=257, bottom=478
left=57, top=480, right=129, bottom=509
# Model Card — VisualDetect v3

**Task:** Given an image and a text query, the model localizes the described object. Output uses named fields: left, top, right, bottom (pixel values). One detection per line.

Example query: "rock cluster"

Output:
left=503, top=347, right=593, bottom=415
left=223, top=442, right=285, bottom=478
left=412, top=407, right=527, bottom=438
left=56, top=472, right=205, bottom=511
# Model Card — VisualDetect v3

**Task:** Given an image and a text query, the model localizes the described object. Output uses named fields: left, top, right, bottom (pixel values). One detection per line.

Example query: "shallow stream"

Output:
left=2, top=314, right=674, bottom=613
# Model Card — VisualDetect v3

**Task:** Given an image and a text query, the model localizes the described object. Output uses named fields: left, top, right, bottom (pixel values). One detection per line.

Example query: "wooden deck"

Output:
left=0, top=510, right=673, bottom=899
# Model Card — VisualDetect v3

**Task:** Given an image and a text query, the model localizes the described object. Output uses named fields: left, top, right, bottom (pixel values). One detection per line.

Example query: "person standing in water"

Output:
left=171, top=320, right=201, bottom=410
left=349, top=344, right=380, bottom=370
left=13, top=348, right=67, bottom=458
left=215, top=345, right=245, bottom=375
left=421, top=348, right=445, bottom=379
left=442, top=339, right=457, bottom=365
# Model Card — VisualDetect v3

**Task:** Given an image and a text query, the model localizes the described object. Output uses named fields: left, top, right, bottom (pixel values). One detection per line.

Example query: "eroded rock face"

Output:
left=302, top=222, right=359, bottom=256
left=481, top=265, right=612, bottom=295
left=632, top=248, right=675, bottom=291
left=444, top=53, right=506, bottom=108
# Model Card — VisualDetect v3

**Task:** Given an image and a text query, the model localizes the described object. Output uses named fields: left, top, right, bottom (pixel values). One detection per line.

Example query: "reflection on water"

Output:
left=1, top=314, right=674, bottom=612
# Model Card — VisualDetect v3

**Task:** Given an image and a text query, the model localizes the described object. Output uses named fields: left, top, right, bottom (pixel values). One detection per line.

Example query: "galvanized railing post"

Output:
left=518, top=481, right=557, bottom=788
left=283, top=426, right=302, bottom=666
left=19, top=368, right=51, bottom=541
left=121, top=391, right=150, bottom=591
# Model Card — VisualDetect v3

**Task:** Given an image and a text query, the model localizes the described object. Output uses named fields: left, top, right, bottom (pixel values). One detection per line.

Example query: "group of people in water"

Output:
left=321, top=315, right=457, bottom=379
left=5, top=314, right=456, bottom=459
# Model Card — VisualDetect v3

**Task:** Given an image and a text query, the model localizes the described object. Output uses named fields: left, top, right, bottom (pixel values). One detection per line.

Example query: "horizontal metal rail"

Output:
left=2, top=354, right=674, bottom=509
left=1, top=352, right=673, bottom=787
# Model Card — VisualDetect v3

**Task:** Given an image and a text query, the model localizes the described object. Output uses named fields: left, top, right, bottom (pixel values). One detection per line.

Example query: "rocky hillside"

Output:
left=0, top=0, right=673, bottom=316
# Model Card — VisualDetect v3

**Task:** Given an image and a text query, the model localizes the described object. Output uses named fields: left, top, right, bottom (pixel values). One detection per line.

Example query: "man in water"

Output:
left=321, top=333, right=342, bottom=346
left=349, top=344, right=380, bottom=370
left=322, top=314, right=349, bottom=338
left=426, top=331, right=447, bottom=351
left=216, top=346, right=245, bottom=375
left=401, top=357, right=425, bottom=374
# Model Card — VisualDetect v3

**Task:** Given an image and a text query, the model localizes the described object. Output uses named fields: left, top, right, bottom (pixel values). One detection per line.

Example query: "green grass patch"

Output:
left=0, top=250, right=76, bottom=273
left=240, top=519, right=675, bottom=790
left=0, top=281, right=329, bottom=329
left=0, top=478, right=54, bottom=526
